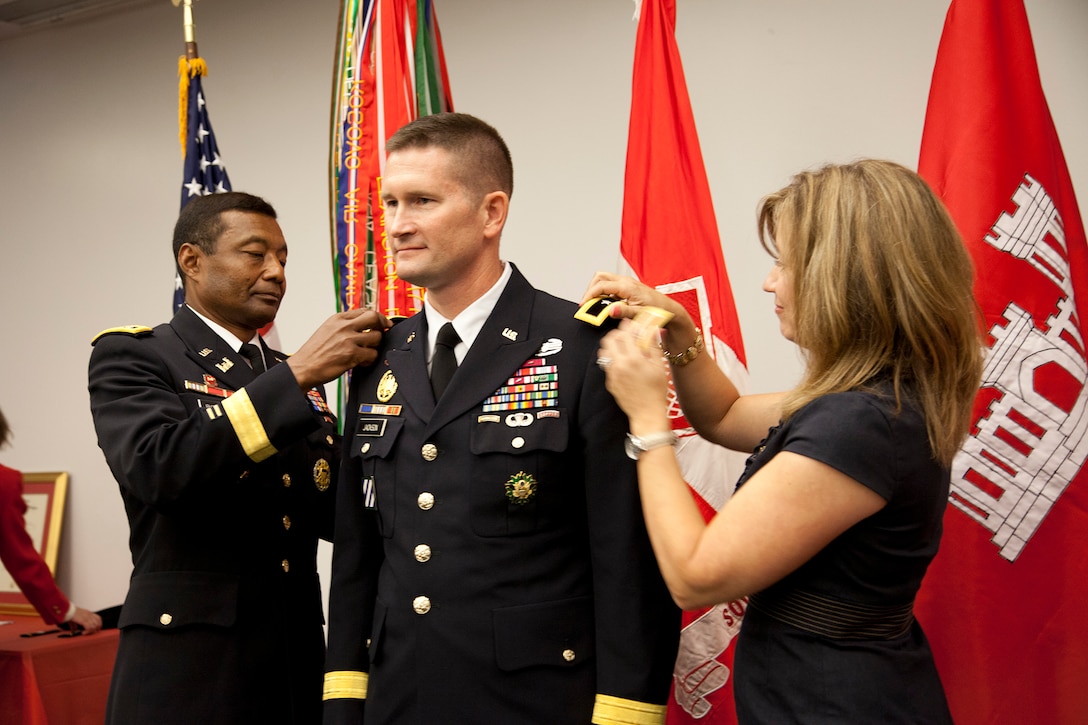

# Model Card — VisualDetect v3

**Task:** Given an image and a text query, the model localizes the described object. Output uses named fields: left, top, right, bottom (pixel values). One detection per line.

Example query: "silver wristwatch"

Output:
left=624, top=431, right=677, bottom=460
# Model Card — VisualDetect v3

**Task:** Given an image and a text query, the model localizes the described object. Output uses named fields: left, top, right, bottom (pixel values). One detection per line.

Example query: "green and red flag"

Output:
left=330, top=0, right=452, bottom=324
left=915, top=1, right=1088, bottom=722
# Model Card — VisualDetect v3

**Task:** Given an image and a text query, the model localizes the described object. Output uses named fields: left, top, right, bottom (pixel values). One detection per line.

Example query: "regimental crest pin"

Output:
left=376, top=369, right=398, bottom=403
left=505, top=471, right=538, bottom=505
left=313, top=458, right=331, bottom=491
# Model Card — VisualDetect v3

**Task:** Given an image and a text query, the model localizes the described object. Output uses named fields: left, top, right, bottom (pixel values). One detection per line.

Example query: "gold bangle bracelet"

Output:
left=662, top=328, right=704, bottom=366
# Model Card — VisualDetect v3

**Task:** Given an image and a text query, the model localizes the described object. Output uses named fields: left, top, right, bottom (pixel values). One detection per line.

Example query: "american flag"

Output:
left=175, top=59, right=232, bottom=312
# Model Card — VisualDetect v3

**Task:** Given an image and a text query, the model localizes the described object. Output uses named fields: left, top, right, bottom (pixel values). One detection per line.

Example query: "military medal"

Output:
left=307, top=389, right=332, bottom=414
left=359, top=403, right=402, bottom=416
left=184, top=379, right=232, bottom=398
left=483, top=358, right=559, bottom=412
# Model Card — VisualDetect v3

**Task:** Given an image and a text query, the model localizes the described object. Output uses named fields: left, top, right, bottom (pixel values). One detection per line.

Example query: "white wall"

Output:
left=0, top=0, right=1084, bottom=612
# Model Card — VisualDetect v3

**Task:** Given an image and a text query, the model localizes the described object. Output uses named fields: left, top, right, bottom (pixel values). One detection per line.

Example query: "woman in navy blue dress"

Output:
left=585, top=160, right=984, bottom=723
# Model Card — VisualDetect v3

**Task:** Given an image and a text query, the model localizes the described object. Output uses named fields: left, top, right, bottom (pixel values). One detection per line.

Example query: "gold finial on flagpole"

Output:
left=171, top=0, right=200, bottom=59
left=174, top=0, right=205, bottom=155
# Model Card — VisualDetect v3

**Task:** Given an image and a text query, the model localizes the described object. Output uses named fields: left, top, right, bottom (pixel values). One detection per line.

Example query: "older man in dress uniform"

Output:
left=89, top=192, right=386, bottom=724
left=322, top=113, right=679, bottom=724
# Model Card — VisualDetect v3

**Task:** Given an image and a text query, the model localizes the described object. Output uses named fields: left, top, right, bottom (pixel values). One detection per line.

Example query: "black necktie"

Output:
left=239, top=343, right=266, bottom=374
left=430, top=322, right=460, bottom=399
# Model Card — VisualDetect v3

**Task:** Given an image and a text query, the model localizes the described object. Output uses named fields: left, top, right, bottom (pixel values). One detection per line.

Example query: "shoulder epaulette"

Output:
left=574, top=296, right=622, bottom=327
left=91, top=325, right=154, bottom=346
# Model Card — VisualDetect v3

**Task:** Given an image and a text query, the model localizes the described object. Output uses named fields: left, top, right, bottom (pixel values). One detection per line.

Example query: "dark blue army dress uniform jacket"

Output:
left=323, top=265, right=679, bottom=724
left=89, top=305, right=338, bottom=725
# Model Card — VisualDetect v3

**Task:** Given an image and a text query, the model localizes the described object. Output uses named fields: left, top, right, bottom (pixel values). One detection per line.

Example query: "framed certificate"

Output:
left=0, top=471, right=69, bottom=616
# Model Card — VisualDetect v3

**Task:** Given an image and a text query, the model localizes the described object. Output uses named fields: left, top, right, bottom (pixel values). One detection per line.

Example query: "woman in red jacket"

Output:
left=0, top=406, right=101, bottom=633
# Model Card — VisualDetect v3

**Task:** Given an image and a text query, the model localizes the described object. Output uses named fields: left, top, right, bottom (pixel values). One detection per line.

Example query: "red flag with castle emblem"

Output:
left=621, top=1, right=749, bottom=721
left=915, top=1, right=1088, bottom=722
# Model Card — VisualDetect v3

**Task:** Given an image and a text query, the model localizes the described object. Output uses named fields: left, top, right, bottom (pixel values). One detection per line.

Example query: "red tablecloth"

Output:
left=0, top=615, right=118, bottom=724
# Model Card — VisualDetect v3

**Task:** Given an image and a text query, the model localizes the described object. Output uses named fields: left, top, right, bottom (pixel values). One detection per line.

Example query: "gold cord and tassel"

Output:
left=177, top=56, right=208, bottom=157
left=174, top=0, right=205, bottom=158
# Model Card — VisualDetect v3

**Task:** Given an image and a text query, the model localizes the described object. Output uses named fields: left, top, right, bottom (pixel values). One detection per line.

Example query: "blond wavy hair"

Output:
left=758, top=160, right=984, bottom=466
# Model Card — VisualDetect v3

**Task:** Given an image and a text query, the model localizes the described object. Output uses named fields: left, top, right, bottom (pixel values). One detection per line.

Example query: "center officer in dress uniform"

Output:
left=322, top=113, right=679, bottom=724
left=88, top=192, right=388, bottom=724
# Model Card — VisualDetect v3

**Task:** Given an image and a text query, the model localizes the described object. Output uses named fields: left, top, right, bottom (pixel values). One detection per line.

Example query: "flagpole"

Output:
left=173, top=0, right=232, bottom=313
left=171, top=0, right=200, bottom=58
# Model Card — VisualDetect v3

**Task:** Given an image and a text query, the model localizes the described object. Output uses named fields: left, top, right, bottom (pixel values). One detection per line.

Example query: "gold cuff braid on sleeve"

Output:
left=222, top=388, right=277, bottom=462
left=323, top=670, right=368, bottom=701
left=591, top=693, right=667, bottom=725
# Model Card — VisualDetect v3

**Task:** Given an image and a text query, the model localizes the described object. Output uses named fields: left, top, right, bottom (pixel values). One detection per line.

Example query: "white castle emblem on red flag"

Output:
left=952, top=174, right=1087, bottom=561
